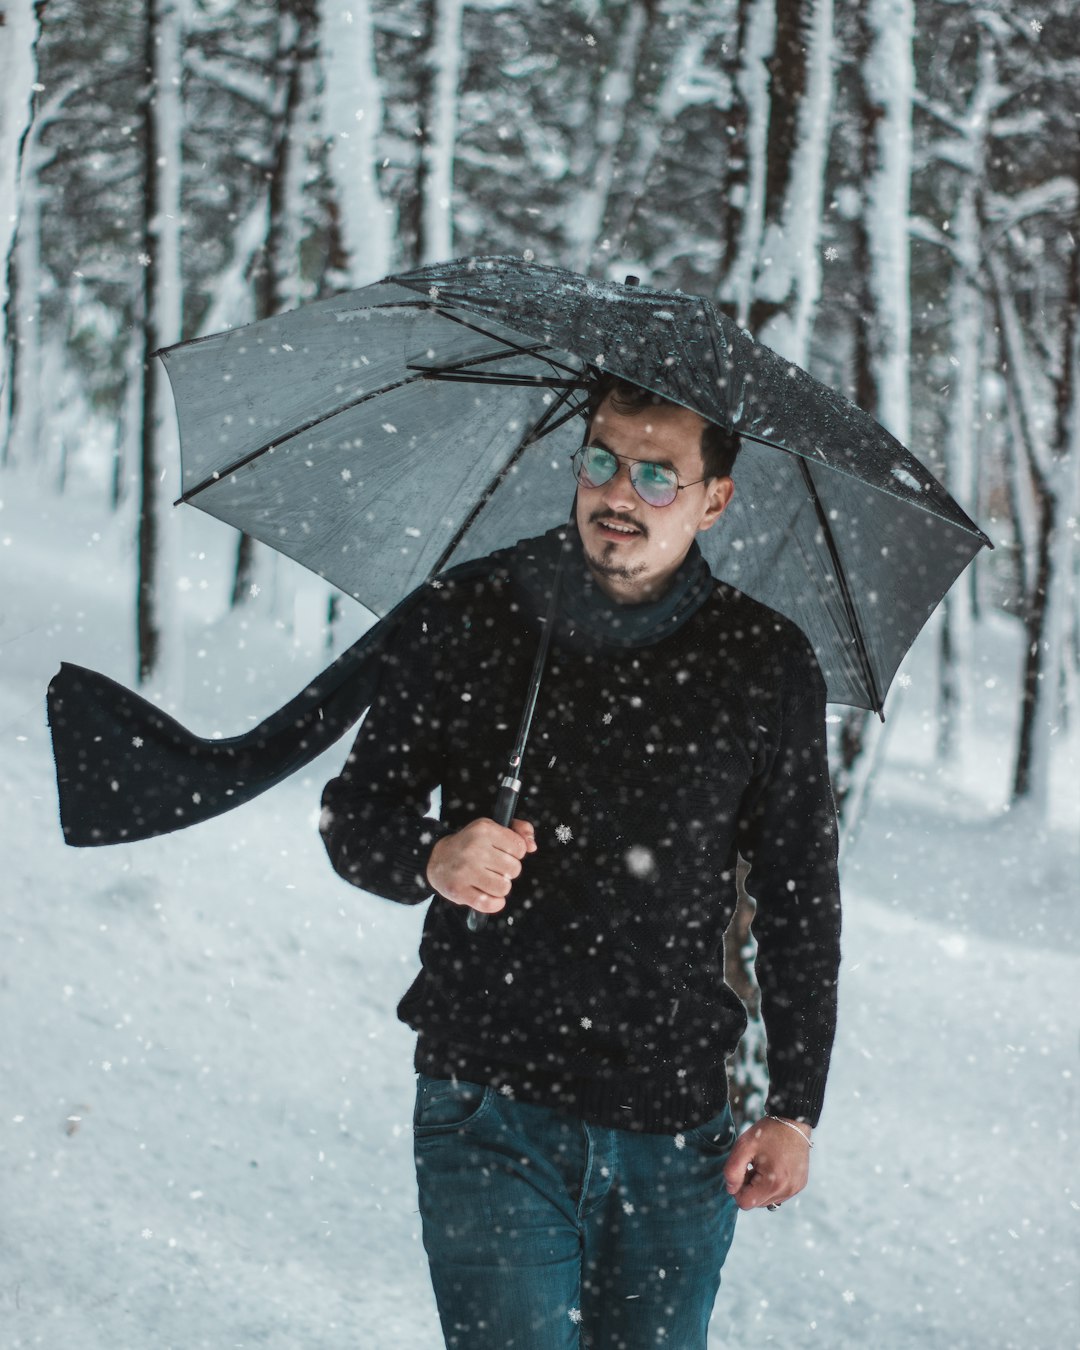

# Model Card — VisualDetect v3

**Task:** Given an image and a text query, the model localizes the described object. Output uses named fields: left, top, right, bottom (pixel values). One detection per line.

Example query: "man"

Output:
left=320, top=376, right=841, bottom=1348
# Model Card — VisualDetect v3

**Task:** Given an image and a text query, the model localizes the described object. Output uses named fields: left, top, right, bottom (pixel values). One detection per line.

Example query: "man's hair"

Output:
left=583, top=373, right=740, bottom=480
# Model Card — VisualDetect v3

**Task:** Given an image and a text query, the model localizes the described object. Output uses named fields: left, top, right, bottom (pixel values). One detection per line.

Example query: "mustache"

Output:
left=588, top=510, right=648, bottom=539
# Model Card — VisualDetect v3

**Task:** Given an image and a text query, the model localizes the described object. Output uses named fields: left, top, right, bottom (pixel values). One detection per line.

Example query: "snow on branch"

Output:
left=185, top=50, right=277, bottom=116
left=985, top=177, right=1078, bottom=229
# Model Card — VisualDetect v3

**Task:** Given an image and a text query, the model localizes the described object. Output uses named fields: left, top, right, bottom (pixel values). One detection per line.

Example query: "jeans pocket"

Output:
left=683, top=1104, right=737, bottom=1155
left=413, top=1074, right=493, bottom=1136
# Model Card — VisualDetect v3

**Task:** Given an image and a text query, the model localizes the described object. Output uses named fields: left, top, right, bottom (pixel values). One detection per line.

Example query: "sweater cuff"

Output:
left=383, top=817, right=455, bottom=903
left=765, top=1071, right=827, bottom=1128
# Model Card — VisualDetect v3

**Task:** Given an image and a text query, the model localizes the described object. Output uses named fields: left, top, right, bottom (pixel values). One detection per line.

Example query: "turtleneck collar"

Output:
left=508, top=522, right=715, bottom=650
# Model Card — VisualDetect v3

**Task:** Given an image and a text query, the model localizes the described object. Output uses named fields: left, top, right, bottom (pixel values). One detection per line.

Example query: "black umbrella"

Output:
left=154, top=255, right=990, bottom=929
left=161, top=254, right=989, bottom=717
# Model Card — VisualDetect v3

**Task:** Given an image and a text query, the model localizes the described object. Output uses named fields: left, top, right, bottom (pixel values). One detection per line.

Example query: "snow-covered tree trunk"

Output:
left=416, top=0, right=464, bottom=265
left=608, top=26, right=725, bottom=265
left=722, top=0, right=775, bottom=323
left=136, top=0, right=186, bottom=688
left=833, top=0, right=912, bottom=827
left=564, top=0, right=652, bottom=274
left=0, top=0, right=41, bottom=464
left=751, top=0, right=834, bottom=360
left=233, top=3, right=320, bottom=610
left=994, top=218, right=1080, bottom=810
left=720, top=0, right=836, bottom=1129
left=319, top=0, right=393, bottom=286
left=857, top=0, right=912, bottom=444
left=935, top=37, right=997, bottom=762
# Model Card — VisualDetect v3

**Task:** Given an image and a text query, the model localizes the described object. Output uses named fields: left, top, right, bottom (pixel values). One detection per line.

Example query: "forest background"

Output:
left=0, top=1, right=1077, bottom=1344
left=2, top=0, right=1077, bottom=813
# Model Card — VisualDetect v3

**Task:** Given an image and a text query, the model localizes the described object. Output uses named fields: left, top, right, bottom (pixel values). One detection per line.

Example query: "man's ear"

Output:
left=698, top=476, right=734, bottom=532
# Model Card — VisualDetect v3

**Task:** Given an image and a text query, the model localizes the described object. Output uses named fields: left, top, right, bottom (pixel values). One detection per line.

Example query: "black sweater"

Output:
left=321, top=554, right=841, bottom=1133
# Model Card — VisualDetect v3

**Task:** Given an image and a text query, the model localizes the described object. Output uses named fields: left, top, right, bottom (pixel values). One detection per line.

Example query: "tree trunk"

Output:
left=564, top=0, right=653, bottom=274
left=232, top=1, right=318, bottom=610
left=750, top=0, right=834, bottom=358
left=720, top=0, right=836, bottom=1127
left=137, top=0, right=185, bottom=686
left=319, top=0, right=393, bottom=286
left=1010, top=202, right=1080, bottom=806
left=416, top=0, right=464, bottom=265
left=0, top=0, right=44, bottom=467
left=723, top=0, right=775, bottom=323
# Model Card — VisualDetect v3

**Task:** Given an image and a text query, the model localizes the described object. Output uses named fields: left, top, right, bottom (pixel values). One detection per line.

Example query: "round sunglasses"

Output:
left=571, top=443, right=708, bottom=509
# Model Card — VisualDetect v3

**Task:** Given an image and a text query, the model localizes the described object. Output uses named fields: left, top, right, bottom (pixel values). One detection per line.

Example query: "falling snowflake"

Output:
left=896, top=673, right=912, bottom=688
left=674, top=1133, right=686, bottom=1150
left=622, top=1201, right=635, bottom=1215
left=824, top=246, right=839, bottom=261
left=625, top=845, right=655, bottom=877
left=842, top=1290, right=856, bottom=1304
left=131, top=736, right=143, bottom=749
left=601, top=711, right=613, bottom=725
left=555, top=824, right=573, bottom=844
left=249, top=583, right=260, bottom=597
left=580, top=1016, right=593, bottom=1030
left=137, top=252, right=151, bottom=267
left=568, top=1308, right=583, bottom=1325
left=1029, top=17, right=1042, bottom=31
left=341, top=468, right=352, bottom=482
left=141, top=1228, right=153, bottom=1239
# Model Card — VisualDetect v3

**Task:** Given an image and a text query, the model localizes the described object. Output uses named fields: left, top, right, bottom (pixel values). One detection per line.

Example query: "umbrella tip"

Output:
left=623, top=274, right=640, bottom=287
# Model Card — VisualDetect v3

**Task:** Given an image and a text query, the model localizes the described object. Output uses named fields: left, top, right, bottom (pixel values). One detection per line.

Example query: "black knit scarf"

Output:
left=47, top=526, right=715, bottom=847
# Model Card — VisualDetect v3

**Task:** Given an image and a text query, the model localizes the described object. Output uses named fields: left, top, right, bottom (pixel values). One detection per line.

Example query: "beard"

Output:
left=582, top=537, right=649, bottom=584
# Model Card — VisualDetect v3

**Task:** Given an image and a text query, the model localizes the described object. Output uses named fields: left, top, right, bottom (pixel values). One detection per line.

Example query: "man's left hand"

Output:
left=722, top=1116, right=812, bottom=1212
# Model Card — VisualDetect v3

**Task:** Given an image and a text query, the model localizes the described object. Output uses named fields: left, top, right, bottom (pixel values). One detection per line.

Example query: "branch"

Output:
left=186, top=49, right=277, bottom=116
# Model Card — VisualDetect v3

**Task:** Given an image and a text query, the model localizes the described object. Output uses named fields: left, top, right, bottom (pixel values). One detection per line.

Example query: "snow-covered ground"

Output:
left=2, top=467, right=1077, bottom=1349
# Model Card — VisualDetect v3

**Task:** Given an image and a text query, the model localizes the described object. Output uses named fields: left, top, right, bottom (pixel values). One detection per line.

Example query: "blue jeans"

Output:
left=413, top=1074, right=739, bottom=1349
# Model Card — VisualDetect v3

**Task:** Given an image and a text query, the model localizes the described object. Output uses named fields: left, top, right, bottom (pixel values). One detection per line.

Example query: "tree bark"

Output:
left=563, top=0, right=653, bottom=274
left=137, top=0, right=185, bottom=685
left=0, top=0, right=43, bottom=466
left=319, top=0, right=393, bottom=285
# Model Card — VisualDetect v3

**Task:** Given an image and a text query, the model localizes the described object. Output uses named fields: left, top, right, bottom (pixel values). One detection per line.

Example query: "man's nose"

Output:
left=599, top=459, right=637, bottom=510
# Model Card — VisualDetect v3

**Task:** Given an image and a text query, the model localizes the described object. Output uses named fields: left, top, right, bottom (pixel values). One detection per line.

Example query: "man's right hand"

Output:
left=426, top=818, right=537, bottom=914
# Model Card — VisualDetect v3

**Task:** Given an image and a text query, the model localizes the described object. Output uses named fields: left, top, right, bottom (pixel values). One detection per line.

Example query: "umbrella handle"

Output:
left=465, top=775, right=521, bottom=933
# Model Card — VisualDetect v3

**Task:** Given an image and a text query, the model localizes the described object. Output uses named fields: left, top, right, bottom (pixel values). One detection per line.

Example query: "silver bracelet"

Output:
left=767, top=1114, right=814, bottom=1148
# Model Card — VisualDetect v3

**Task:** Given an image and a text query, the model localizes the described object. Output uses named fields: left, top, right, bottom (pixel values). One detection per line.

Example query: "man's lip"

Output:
left=592, top=517, right=644, bottom=538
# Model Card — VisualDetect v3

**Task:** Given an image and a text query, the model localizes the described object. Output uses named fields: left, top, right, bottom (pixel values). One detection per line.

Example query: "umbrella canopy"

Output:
left=160, top=255, right=990, bottom=712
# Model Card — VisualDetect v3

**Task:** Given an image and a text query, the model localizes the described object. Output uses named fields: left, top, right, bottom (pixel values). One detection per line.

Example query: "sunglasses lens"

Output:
left=631, top=461, right=679, bottom=507
left=575, top=445, right=618, bottom=488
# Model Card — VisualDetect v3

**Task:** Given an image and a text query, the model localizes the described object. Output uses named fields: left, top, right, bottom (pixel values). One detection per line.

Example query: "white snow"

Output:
left=1, top=466, right=1076, bottom=1347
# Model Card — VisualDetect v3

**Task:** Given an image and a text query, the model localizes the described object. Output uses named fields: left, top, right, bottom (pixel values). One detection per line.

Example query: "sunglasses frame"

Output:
left=571, top=442, right=708, bottom=508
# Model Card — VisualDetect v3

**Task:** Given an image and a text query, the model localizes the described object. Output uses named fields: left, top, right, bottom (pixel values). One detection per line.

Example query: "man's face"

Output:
left=575, top=395, right=734, bottom=604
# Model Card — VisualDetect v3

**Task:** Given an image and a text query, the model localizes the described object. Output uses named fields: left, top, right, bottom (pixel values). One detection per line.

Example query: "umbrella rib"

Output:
left=405, top=339, right=550, bottom=373
left=426, top=306, right=587, bottom=380
left=796, top=458, right=885, bottom=719
left=428, top=383, right=585, bottom=578
left=370, top=298, right=586, bottom=381
left=412, top=370, right=585, bottom=388
left=174, top=368, right=434, bottom=506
